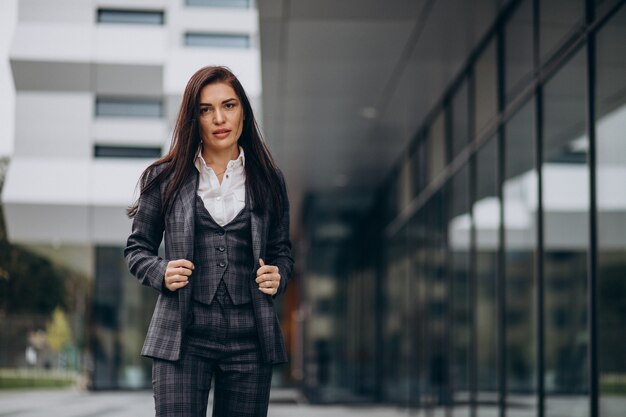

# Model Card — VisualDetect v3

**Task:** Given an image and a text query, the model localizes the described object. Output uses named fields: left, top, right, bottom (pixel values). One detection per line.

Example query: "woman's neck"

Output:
left=201, top=144, right=239, bottom=168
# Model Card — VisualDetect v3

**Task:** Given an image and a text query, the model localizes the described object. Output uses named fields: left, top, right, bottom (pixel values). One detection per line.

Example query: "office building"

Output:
left=2, top=0, right=263, bottom=389
left=258, top=0, right=626, bottom=415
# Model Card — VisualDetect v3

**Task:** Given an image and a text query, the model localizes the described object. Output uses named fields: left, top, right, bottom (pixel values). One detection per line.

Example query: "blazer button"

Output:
left=218, top=230, right=225, bottom=236
left=218, top=261, right=226, bottom=268
left=217, top=246, right=225, bottom=252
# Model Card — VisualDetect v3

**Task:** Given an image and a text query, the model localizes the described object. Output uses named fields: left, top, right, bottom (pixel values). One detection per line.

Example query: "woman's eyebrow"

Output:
left=199, top=98, right=238, bottom=106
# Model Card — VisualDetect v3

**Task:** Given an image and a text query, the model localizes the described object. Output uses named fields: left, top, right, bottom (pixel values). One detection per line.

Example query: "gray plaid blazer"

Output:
left=124, top=164, right=293, bottom=364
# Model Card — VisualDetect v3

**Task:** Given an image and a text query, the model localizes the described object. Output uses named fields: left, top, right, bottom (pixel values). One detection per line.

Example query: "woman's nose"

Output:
left=214, top=109, right=225, bottom=124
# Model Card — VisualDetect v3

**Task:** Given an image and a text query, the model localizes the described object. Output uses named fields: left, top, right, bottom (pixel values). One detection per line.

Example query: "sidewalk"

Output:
left=0, top=388, right=410, bottom=417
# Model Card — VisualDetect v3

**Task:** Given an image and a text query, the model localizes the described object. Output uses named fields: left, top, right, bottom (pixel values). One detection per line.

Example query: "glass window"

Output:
left=504, top=99, right=537, bottom=415
left=595, top=6, right=626, bottom=417
left=428, top=112, right=447, bottom=184
left=448, top=165, right=471, bottom=417
left=94, top=145, right=162, bottom=159
left=452, top=81, right=469, bottom=159
left=382, top=229, right=410, bottom=403
left=539, top=0, right=585, bottom=63
left=91, top=247, right=157, bottom=388
left=399, top=156, right=413, bottom=210
left=184, top=32, right=250, bottom=48
left=505, top=0, right=534, bottom=101
left=408, top=210, right=427, bottom=409
left=474, top=136, right=500, bottom=415
left=542, top=47, right=589, bottom=417
left=595, top=0, right=623, bottom=13
left=475, top=40, right=498, bottom=138
left=186, top=0, right=250, bottom=8
left=423, top=191, right=447, bottom=410
left=95, top=98, right=163, bottom=118
left=97, top=9, right=164, bottom=25
left=412, top=136, right=427, bottom=196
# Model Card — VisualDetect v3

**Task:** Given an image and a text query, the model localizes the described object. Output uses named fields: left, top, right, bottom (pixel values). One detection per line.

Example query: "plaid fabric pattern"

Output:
left=152, top=296, right=270, bottom=416
left=152, top=341, right=272, bottom=417
left=192, top=194, right=253, bottom=305
left=125, top=166, right=294, bottom=364
left=186, top=298, right=257, bottom=354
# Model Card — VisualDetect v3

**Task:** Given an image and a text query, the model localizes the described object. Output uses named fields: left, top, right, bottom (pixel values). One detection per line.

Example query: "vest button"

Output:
left=218, top=230, right=225, bottom=236
left=218, top=261, right=226, bottom=268
left=217, top=246, right=225, bottom=252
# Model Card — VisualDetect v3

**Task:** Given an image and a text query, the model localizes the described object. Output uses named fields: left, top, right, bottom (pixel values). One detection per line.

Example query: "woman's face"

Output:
left=198, top=82, right=244, bottom=154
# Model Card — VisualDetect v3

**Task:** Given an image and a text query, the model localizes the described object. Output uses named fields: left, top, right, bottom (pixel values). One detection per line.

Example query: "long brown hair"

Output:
left=127, top=66, right=283, bottom=218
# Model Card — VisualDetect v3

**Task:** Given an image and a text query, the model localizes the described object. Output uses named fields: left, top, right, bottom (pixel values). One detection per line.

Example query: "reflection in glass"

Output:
left=542, top=48, right=589, bottom=417
left=474, top=137, right=500, bottom=417
left=448, top=166, right=471, bottom=417
left=505, top=0, right=534, bottom=101
left=596, top=6, right=626, bottom=416
left=425, top=192, right=448, bottom=411
left=413, top=138, right=427, bottom=196
left=383, top=231, right=410, bottom=403
left=452, top=82, right=469, bottom=159
left=595, top=0, right=623, bottom=13
left=539, top=0, right=585, bottom=63
left=91, top=247, right=156, bottom=389
left=429, top=112, right=447, bottom=183
left=504, top=100, right=537, bottom=417
left=475, top=40, right=498, bottom=137
left=408, top=213, right=425, bottom=410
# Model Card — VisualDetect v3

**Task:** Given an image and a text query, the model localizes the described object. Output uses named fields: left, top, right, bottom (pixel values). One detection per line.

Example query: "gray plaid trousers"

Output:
left=153, top=295, right=272, bottom=417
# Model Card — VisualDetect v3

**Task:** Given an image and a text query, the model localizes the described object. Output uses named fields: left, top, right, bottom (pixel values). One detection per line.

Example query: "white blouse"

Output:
left=194, top=146, right=246, bottom=226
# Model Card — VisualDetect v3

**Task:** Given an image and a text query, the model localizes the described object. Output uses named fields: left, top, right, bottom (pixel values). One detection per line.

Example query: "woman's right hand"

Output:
left=164, top=259, right=194, bottom=291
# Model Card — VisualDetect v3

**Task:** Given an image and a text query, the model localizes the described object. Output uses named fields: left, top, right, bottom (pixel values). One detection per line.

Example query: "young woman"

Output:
left=125, top=66, right=293, bottom=417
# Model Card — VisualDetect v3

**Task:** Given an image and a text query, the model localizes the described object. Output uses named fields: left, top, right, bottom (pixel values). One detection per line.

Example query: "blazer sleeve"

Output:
left=124, top=168, right=168, bottom=293
left=265, top=169, right=294, bottom=298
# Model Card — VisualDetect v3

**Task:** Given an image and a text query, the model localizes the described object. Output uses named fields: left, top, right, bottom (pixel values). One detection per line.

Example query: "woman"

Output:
left=125, top=66, right=293, bottom=417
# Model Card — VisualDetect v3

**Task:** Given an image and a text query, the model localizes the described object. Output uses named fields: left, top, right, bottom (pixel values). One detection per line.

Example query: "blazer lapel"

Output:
left=176, top=169, right=198, bottom=328
left=246, top=180, right=267, bottom=268
left=177, top=170, right=199, bottom=260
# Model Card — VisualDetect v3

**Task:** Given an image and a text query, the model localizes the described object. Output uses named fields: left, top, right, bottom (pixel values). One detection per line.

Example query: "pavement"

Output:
left=3, top=389, right=622, bottom=417
left=0, top=388, right=411, bottom=417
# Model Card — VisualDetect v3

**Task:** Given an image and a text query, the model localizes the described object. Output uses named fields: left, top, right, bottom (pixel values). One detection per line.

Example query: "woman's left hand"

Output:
left=256, top=258, right=281, bottom=295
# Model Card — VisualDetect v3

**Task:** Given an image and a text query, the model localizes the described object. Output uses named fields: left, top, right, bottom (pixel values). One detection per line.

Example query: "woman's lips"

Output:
left=213, top=129, right=231, bottom=139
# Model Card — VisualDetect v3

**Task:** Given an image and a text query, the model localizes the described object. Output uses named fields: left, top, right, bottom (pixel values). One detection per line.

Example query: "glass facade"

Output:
left=90, top=247, right=156, bottom=389
left=595, top=5, right=626, bottom=417
left=301, top=2, right=626, bottom=416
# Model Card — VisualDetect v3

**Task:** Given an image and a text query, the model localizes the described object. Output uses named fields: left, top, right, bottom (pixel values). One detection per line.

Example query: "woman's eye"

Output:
left=225, top=103, right=236, bottom=109
left=200, top=107, right=208, bottom=114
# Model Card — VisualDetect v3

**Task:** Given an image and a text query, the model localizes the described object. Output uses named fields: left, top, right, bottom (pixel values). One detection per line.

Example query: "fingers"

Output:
left=165, top=279, right=188, bottom=291
left=168, top=259, right=194, bottom=270
left=256, top=264, right=279, bottom=276
left=256, top=259, right=280, bottom=295
left=164, top=259, right=194, bottom=292
left=258, top=286, right=278, bottom=295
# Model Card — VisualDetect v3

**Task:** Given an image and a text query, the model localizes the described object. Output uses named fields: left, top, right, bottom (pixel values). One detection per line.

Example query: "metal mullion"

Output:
left=533, top=1, right=545, bottom=417
left=535, top=88, right=545, bottom=417
left=496, top=15, right=507, bottom=417
left=467, top=64, right=478, bottom=417
left=443, top=85, right=454, bottom=417
left=469, top=154, right=478, bottom=417
left=444, top=180, right=453, bottom=417
left=585, top=0, right=599, bottom=416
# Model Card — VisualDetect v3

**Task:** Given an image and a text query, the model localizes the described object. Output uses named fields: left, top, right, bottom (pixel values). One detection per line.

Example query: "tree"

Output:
left=46, top=307, right=72, bottom=353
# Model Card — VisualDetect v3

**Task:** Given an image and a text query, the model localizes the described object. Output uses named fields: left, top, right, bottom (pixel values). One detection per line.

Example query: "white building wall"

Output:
left=0, top=0, right=18, bottom=158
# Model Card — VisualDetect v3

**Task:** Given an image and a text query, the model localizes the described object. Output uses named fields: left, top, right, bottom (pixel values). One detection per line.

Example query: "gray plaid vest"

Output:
left=192, top=194, right=253, bottom=305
